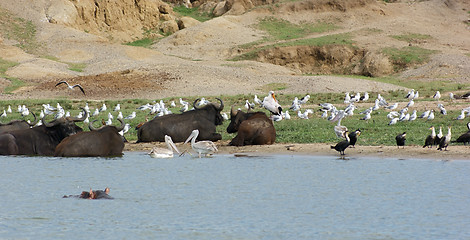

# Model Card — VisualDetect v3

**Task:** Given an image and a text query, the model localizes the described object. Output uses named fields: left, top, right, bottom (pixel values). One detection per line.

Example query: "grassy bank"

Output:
left=1, top=90, right=469, bottom=147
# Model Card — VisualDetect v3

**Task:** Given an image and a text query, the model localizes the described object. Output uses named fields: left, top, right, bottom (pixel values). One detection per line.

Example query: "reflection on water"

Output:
left=1, top=152, right=469, bottom=239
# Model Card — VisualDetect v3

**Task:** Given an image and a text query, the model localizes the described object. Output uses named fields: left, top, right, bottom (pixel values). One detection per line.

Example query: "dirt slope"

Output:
left=0, top=0, right=469, bottom=100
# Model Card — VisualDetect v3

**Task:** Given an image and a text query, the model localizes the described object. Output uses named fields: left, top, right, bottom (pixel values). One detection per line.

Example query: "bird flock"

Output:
left=2, top=88, right=470, bottom=157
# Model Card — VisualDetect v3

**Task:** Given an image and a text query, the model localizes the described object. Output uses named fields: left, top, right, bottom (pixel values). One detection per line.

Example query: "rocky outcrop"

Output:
left=45, top=0, right=189, bottom=42
left=257, top=45, right=393, bottom=77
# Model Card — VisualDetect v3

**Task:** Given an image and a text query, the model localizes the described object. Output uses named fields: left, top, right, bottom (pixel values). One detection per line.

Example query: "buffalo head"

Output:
left=42, top=108, right=87, bottom=136
left=227, top=106, right=248, bottom=133
left=193, top=98, right=224, bottom=125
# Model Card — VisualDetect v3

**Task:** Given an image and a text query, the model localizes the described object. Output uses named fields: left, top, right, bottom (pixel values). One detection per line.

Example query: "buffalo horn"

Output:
left=42, top=116, right=61, bottom=128
left=27, top=112, right=38, bottom=126
left=193, top=98, right=202, bottom=110
left=69, top=108, right=87, bottom=122
left=115, top=118, right=125, bottom=132
left=215, top=98, right=224, bottom=111
left=89, top=120, right=105, bottom=131
left=231, top=106, right=238, bottom=117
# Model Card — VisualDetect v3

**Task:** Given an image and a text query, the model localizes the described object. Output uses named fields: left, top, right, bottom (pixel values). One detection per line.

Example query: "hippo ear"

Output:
left=105, top=187, right=110, bottom=194
left=89, top=188, right=94, bottom=199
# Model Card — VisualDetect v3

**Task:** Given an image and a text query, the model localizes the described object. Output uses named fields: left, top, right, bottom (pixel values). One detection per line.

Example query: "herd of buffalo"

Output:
left=0, top=98, right=276, bottom=157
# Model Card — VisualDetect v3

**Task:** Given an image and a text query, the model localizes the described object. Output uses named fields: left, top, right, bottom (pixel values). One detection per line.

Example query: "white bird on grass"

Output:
left=92, top=108, right=100, bottom=117
left=385, top=103, right=398, bottom=110
left=1, top=110, right=6, bottom=118
left=262, top=91, right=282, bottom=115
left=55, top=81, right=85, bottom=95
left=124, top=112, right=136, bottom=120
left=114, top=104, right=120, bottom=112
left=254, top=95, right=263, bottom=106
left=427, top=110, right=435, bottom=121
left=179, top=98, right=189, bottom=106
left=388, top=118, right=399, bottom=125
left=299, top=94, right=310, bottom=104
left=419, top=109, right=430, bottom=119
left=456, top=110, right=466, bottom=120
left=148, top=135, right=181, bottom=158
left=117, top=111, right=123, bottom=119
left=433, top=91, right=441, bottom=101
left=7, top=105, right=12, bottom=113
left=99, top=103, right=107, bottom=112
left=184, top=129, right=218, bottom=158
left=409, top=110, right=417, bottom=121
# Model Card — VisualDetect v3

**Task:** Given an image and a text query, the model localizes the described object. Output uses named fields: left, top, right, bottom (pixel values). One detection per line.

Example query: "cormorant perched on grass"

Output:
left=423, top=126, right=436, bottom=148
left=331, top=131, right=350, bottom=155
left=434, top=126, right=443, bottom=146
left=348, top=129, right=361, bottom=148
left=437, top=126, right=452, bottom=151
left=453, top=122, right=470, bottom=145
left=396, top=132, right=406, bottom=148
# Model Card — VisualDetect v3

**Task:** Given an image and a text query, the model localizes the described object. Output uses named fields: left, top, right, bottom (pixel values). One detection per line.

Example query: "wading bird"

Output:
left=148, top=135, right=181, bottom=158
left=331, top=131, right=350, bottom=155
left=184, top=129, right=218, bottom=158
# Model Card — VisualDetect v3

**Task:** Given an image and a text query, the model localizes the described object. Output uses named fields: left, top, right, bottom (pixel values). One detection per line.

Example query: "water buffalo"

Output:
left=0, top=113, right=38, bottom=134
left=137, top=98, right=224, bottom=143
left=0, top=110, right=86, bottom=156
left=227, top=107, right=276, bottom=146
left=54, top=119, right=125, bottom=157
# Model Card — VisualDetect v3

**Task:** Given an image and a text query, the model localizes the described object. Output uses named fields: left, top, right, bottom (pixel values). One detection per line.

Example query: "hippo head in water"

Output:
left=64, top=187, right=113, bottom=199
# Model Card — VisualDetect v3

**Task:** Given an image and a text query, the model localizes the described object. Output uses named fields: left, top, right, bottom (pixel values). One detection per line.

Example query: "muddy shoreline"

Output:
left=124, top=141, right=469, bottom=161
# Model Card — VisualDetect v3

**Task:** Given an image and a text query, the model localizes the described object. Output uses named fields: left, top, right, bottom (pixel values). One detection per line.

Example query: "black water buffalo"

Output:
left=0, top=110, right=86, bottom=156
left=0, top=113, right=38, bottom=134
left=137, top=98, right=224, bottom=143
left=54, top=119, right=125, bottom=157
left=227, top=107, right=276, bottom=146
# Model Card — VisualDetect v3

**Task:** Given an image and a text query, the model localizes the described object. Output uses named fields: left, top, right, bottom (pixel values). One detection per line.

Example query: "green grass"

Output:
left=173, top=6, right=214, bottom=22
left=257, top=17, right=339, bottom=41
left=230, top=33, right=353, bottom=61
left=1, top=91, right=469, bottom=146
left=0, top=58, right=24, bottom=94
left=67, top=62, right=87, bottom=72
left=391, top=33, right=432, bottom=43
left=382, top=46, right=439, bottom=69
left=0, top=7, right=42, bottom=54
left=124, top=38, right=156, bottom=48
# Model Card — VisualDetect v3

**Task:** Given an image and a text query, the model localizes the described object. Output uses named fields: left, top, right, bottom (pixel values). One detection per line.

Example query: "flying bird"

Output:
left=55, top=81, right=85, bottom=95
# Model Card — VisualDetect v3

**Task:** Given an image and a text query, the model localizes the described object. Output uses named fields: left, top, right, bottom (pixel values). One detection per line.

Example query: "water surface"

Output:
left=1, top=152, right=469, bottom=239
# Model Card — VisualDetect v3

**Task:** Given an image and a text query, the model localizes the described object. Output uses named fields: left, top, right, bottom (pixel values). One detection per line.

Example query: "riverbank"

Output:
left=124, top=141, right=469, bottom=161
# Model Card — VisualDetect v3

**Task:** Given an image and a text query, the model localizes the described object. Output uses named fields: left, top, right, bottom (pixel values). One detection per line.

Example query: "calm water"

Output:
left=0, top=152, right=469, bottom=240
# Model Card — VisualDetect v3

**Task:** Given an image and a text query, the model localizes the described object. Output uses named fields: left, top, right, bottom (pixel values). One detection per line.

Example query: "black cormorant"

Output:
left=396, top=132, right=406, bottom=148
left=453, top=122, right=470, bottom=145
left=437, top=126, right=452, bottom=151
left=423, top=126, right=436, bottom=148
left=348, top=129, right=361, bottom=148
left=331, top=131, right=350, bottom=155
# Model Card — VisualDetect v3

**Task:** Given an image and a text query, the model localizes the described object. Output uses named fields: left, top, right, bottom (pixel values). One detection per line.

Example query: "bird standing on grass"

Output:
left=423, top=126, right=436, bottom=148
left=437, top=126, right=452, bottom=151
left=55, top=81, right=86, bottom=95
left=396, top=132, right=406, bottom=148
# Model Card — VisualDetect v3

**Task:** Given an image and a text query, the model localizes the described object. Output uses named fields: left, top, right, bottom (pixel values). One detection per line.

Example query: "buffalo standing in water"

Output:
left=227, top=107, right=276, bottom=146
left=137, top=98, right=224, bottom=143
left=54, top=119, right=125, bottom=157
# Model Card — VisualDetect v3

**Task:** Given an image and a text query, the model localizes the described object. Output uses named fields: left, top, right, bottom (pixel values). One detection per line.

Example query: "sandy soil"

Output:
left=125, top=141, right=470, bottom=161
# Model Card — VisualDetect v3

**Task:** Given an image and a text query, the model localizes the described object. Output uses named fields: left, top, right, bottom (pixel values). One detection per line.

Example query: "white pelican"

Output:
left=184, top=129, right=218, bottom=158
left=262, top=91, right=282, bottom=115
left=148, top=135, right=181, bottom=158
left=330, top=110, right=348, bottom=138
left=55, top=81, right=85, bottom=95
